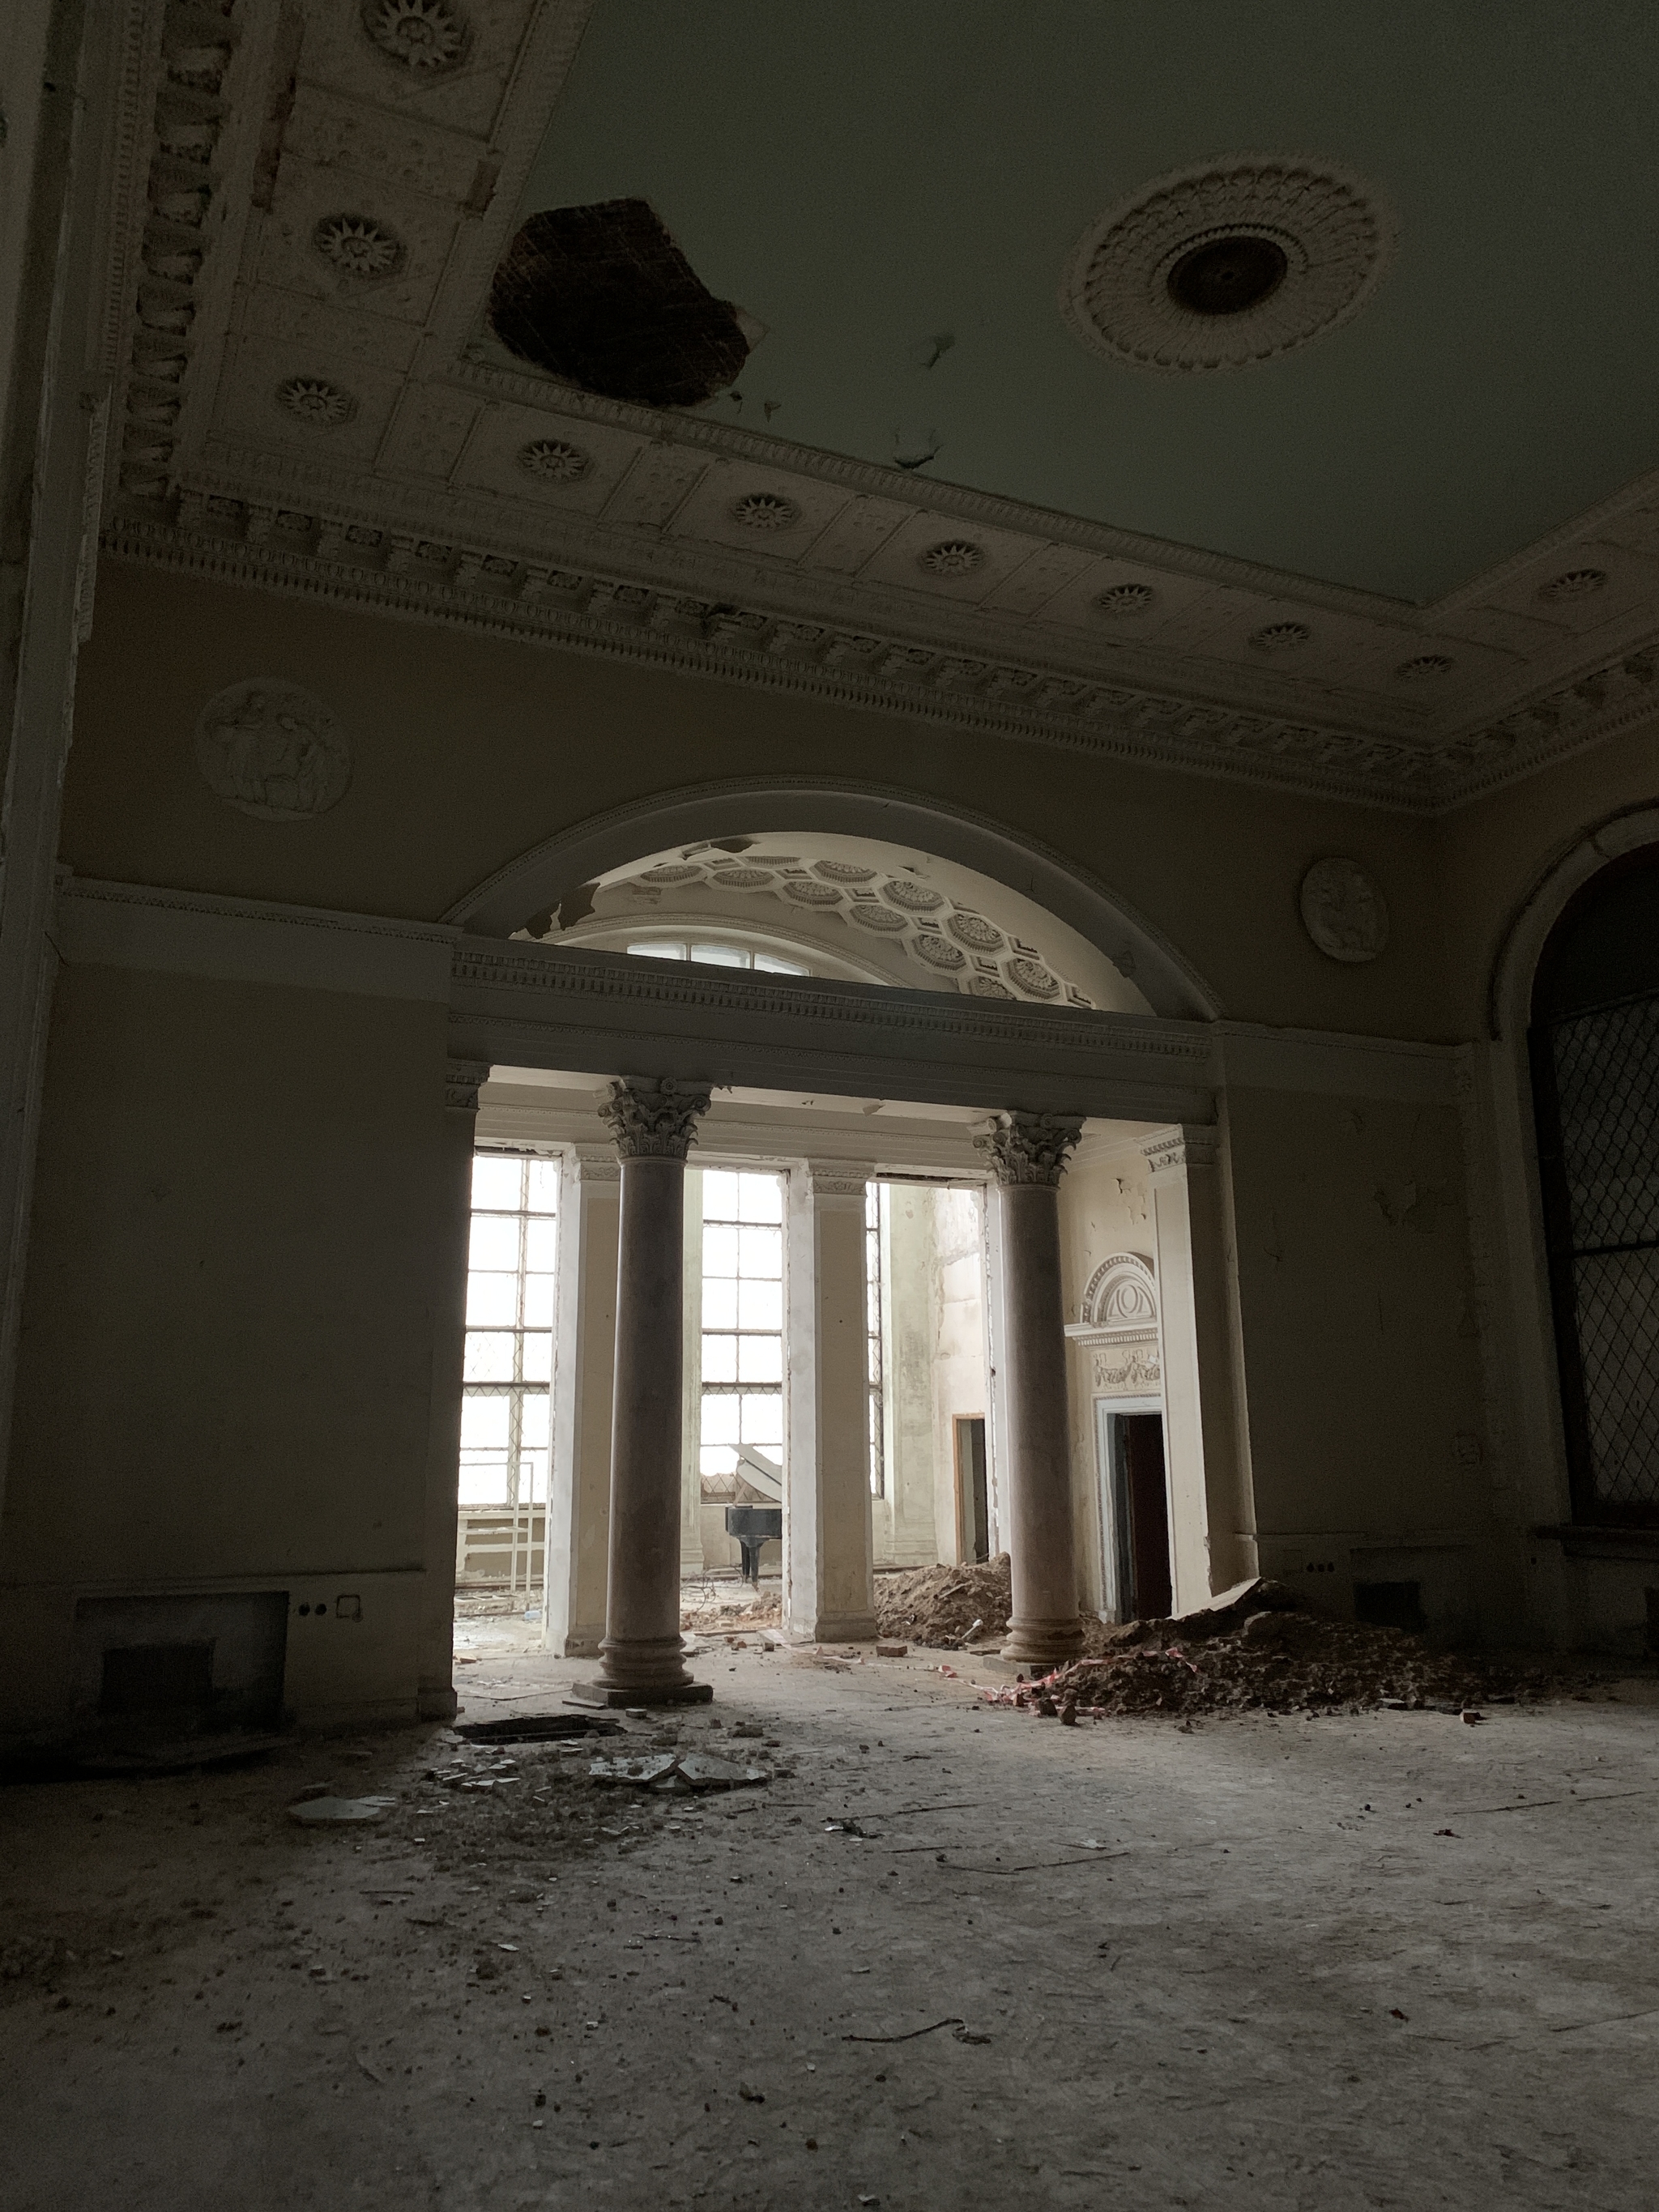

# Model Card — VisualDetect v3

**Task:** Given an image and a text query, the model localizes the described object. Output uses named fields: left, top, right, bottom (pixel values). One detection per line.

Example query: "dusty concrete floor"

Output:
left=3, top=1643, right=1658, bottom=2211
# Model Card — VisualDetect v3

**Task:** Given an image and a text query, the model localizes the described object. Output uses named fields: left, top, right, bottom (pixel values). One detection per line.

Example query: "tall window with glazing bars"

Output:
left=459, top=1154, right=557, bottom=1507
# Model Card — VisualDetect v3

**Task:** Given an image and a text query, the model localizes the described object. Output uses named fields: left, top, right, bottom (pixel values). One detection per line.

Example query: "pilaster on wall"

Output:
left=417, top=1059, right=490, bottom=1721
left=785, top=1161, right=877, bottom=1643
left=1142, top=1124, right=1257, bottom=1608
left=545, top=1146, right=619, bottom=1658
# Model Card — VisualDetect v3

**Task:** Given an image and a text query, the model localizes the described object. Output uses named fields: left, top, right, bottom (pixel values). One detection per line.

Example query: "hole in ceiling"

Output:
left=487, top=198, right=754, bottom=408
left=1166, top=234, right=1289, bottom=317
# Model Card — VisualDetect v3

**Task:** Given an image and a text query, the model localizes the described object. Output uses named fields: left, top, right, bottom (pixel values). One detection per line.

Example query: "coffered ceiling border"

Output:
left=92, top=0, right=1659, bottom=819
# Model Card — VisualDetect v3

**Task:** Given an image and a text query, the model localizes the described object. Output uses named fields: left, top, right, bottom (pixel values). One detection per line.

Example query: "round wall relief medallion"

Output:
left=919, top=539, right=984, bottom=578
left=731, top=492, right=800, bottom=531
left=194, top=681, right=351, bottom=822
left=276, top=376, right=358, bottom=429
left=313, top=214, right=404, bottom=282
left=848, top=904, right=910, bottom=934
left=1299, top=857, right=1388, bottom=964
left=518, top=437, right=593, bottom=484
left=1060, top=155, right=1395, bottom=374
left=361, top=0, right=470, bottom=74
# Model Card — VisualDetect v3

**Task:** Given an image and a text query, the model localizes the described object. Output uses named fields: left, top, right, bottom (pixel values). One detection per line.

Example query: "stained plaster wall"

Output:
left=0, top=963, right=459, bottom=1741
left=6, top=554, right=1608, bottom=1734
left=1428, top=710, right=1659, bottom=1651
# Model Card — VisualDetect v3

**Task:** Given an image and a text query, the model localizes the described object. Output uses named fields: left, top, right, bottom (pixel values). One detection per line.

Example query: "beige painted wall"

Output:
left=72, top=565, right=1450, bottom=1039
left=0, top=963, right=456, bottom=1738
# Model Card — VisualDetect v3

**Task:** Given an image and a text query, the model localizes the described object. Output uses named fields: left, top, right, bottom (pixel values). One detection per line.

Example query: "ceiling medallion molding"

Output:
left=313, top=214, right=407, bottom=283
left=106, top=508, right=1443, bottom=809
left=1061, top=155, right=1396, bottom=375
left=360, top=0, right=473, bottom=76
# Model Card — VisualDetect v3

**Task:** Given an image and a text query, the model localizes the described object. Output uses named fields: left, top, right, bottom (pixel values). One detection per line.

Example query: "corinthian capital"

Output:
left=974, top=1110, right=1084, bottom=1187
left=600, top=1076, right=712, bottom=1161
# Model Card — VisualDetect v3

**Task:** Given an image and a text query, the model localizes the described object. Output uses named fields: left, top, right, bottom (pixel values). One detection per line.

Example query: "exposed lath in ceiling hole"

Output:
left=487, top=198, right=753, bottom=408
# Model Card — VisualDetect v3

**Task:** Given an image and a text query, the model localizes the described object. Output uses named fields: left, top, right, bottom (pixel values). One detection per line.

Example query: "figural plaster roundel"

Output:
left=1060, top=156, right=1395, bottom=374
left=194, top=681, right=352, bottom=822
left=1299, top=856, right=1388, bottom=964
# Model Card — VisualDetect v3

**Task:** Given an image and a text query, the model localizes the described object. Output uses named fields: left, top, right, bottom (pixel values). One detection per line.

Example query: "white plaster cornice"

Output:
left=92, top=0, right=1659, bottom=816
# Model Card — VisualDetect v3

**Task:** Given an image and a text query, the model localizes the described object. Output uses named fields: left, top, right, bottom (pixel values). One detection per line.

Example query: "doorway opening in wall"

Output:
left=1096, top=1404, right=1171, bottom=1622
left=455, top=1151, right=557, bottom=1660
left=954, top=1417, right=990, bottom=1562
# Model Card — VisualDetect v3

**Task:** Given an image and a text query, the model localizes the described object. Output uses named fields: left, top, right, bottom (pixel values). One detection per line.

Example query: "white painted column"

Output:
left=416, top=1059, right=488, bottom=1720
left=978, top=1112, right=1085, bottom=1665
left=785, top=1161, right=877, bottom=1643
left=1142, top=1124, right=1256, bottom=1609
left=679, top=1166, right=706, bottom=1576
left=583, top=1080, right=713, bottom=1707
left=545, top=1146, right=621, bottom=1657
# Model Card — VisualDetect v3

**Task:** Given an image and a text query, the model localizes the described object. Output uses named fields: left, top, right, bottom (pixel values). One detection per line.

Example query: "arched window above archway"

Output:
left=1529, top=845, right=1659, bottom=1527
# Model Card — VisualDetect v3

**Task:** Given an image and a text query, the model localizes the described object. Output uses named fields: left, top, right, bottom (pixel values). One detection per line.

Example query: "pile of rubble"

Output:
left=680, top=1584, right=781, bottom=1633
left=989, top=1582, right=1580, bottom=1720
left=875, top=1556, right=1013, bottom=1647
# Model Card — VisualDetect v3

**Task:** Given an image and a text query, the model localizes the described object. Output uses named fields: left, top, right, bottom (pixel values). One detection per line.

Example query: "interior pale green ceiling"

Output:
left=511, top=0, right=1659, bottom=603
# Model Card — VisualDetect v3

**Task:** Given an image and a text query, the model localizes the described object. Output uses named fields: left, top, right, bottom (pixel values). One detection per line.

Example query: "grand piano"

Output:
left=723, top=1447, right=783, bottom=1584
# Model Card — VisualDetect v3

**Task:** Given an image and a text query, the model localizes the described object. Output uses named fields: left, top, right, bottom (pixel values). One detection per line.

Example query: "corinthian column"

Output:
left=579, top=1076, right=713, bottom=1707
left=976, top=1110, right=1085, bottom=1667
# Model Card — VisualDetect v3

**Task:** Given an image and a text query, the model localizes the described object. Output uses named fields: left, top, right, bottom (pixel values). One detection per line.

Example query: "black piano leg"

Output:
left=738, top=1536, right=763, bottom=1587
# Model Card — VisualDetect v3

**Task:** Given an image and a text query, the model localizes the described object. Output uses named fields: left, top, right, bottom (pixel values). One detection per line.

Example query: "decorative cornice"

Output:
left=1142, top=1125, right=1224, bottom=1176
left=599, top=1076, right=711, bottom=1161
left=974, top=1110, right=1085, bottom=1187
left=571, top=1143, right=621, bottom=1185
left=804, top=1160, right=871, bottom=1200
left=446, top=1057, right=491, bottom=1113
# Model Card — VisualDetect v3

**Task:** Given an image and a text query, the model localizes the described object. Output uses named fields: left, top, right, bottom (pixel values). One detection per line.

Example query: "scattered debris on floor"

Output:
left=987, top=1582, right=1600, bottom=1719
left=680, top=1581, right=782, bottom=1633
left=874, top=1556, right=1013, bottom=1647
left=454, top=1715, right=623, bottom=1745
left=591, top=1750, right=770, bottom=1792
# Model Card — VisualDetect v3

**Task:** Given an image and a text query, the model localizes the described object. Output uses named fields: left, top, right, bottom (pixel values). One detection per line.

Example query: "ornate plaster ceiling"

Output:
left=96, top=0, right=1659, bottom=813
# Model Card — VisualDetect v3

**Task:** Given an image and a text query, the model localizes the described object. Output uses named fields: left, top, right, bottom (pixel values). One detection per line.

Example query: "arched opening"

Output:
left=445, top=777, right=1219, bottom=1021
left=1529, top=846, right=1659, bottom=1528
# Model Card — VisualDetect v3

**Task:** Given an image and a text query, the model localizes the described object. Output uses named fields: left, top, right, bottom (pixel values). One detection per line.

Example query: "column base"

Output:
left=1001, top=1617, right=1084, bottom=1669
left=787, top=1612, right=878, bottom=1644
left=416, top=1682, right=459, bottom=1722
left=569, top=1678, right=714, bottom=1708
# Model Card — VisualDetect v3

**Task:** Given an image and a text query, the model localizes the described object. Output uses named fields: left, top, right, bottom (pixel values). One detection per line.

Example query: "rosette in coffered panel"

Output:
left=665, top=466, right=857, bottom=563
left=454, top=405, right=650, bottom=516
left=377, top=383, right=488, bottom=480
left=1341, top=627, right=1524, bottom=706
left=254, top=167, right=463, bottom=327
left=1477, top=544, right=1659, bottom=640
left=795, top=496, right=915, bottom=578
left=300, top=0, right=541, bottom=140
left=1033, top=560, right=1216, bottom=641
left=215, top=344, right=406, bottom=462
left=1186, top=600, right=1421, bottom=688
left=855, top=514, right=1050, bottom=603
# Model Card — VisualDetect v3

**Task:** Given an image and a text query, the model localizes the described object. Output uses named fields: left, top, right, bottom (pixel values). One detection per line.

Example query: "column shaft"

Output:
left=582, top=1078, right=712, bottom=1706
left=545, top=1149, right=619, bottom=1656
left=979, top=1113, right=1085, bottom=1666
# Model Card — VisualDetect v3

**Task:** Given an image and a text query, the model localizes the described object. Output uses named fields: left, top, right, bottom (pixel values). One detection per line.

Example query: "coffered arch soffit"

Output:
left=446, top=779, right=1220, bottom=1021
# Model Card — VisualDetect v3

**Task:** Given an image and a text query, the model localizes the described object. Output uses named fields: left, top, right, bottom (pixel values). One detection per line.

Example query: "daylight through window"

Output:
left=699, top=1169, right=785, bottom=1483
left=460, top=1153, right=557, bottom=1507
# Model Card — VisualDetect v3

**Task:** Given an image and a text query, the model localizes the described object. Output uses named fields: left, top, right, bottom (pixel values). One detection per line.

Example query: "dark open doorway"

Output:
left=1099, top=1407, right=1172, bottom=1620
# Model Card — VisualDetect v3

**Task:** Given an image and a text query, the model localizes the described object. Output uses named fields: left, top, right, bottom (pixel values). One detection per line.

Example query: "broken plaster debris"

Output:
left=590, top=1750, right=770, bottom=1792
left=286, top=1795, right=398, bottom=1826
